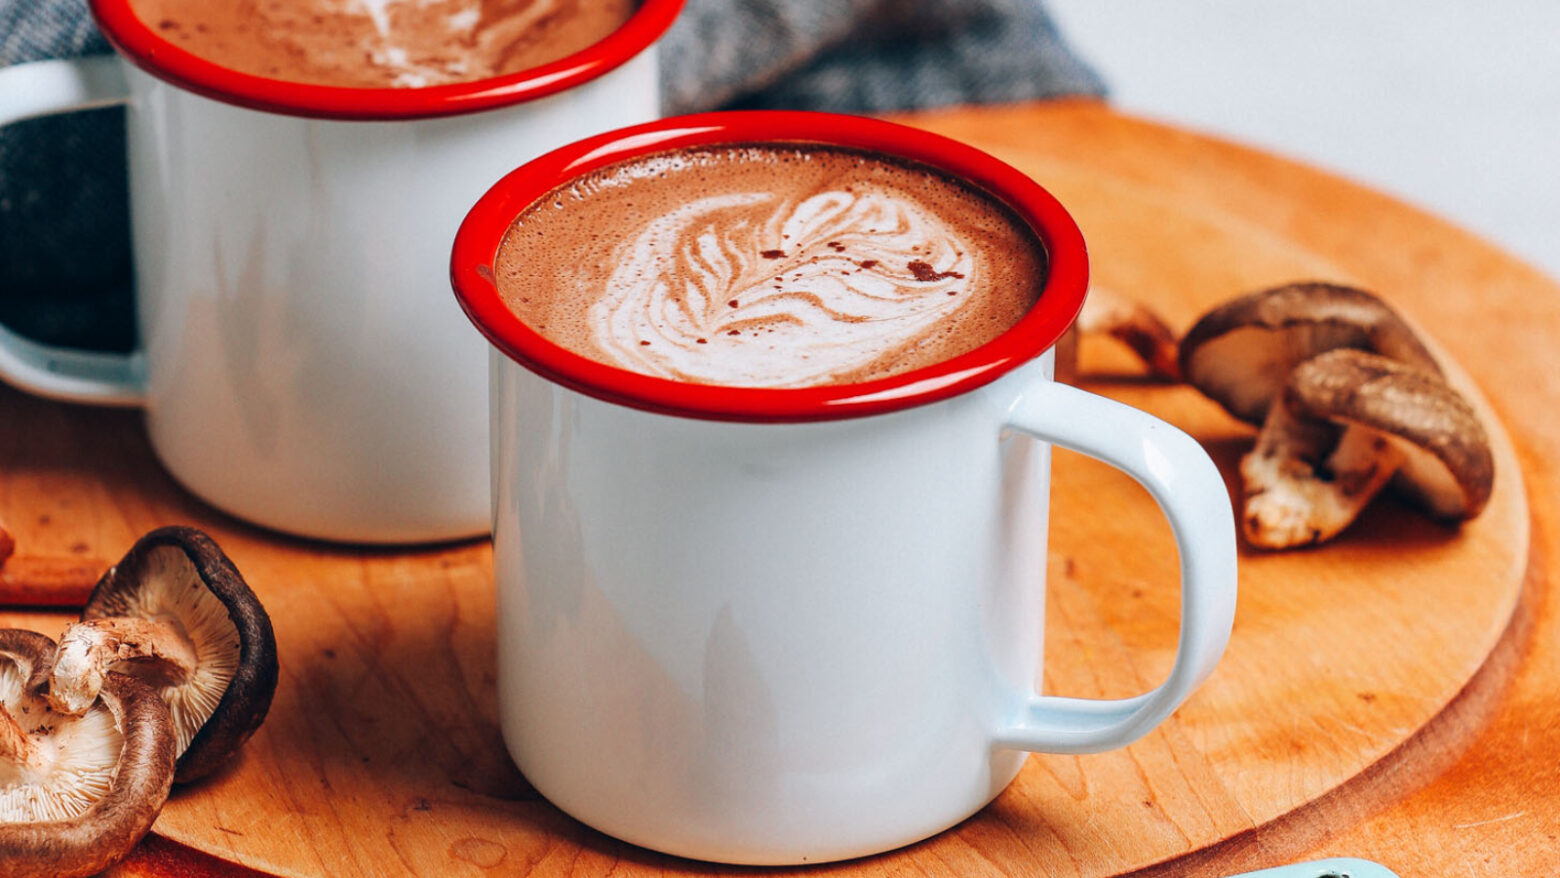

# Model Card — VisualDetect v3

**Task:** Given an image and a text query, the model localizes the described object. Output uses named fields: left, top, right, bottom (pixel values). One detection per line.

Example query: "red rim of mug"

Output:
left=450, top=111, right=1091, bottom=423
left=88, top=0, right=684, bottom=120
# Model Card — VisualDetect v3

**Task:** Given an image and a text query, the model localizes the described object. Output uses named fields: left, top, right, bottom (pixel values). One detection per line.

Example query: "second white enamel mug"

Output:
left=0, top=0, right=683, bottom=543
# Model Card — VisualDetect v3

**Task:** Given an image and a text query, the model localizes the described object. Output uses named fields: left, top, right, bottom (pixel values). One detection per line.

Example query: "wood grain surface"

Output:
left=0, top=100, right=1552, bottom=876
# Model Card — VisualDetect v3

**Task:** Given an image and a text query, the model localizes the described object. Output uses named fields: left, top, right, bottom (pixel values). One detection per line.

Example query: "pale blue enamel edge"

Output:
left=1227, top=858, right=1401, bottom=878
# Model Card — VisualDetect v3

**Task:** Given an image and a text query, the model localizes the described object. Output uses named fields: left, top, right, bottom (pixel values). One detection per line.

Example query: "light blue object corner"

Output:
left=1226, top=858, right=1401, bottom=878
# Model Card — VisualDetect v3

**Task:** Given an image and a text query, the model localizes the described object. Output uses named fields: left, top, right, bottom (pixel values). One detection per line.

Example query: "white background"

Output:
left=1045, top=1, right=1560, bottom=282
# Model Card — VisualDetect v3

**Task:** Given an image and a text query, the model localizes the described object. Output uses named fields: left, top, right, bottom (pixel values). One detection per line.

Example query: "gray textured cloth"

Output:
left=0, top=0, right=1104, bottom=352
left=662, top=0, right=1104, bottom=114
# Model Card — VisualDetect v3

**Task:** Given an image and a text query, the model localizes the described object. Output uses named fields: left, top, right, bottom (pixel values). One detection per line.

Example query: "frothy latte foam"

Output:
left=496, top=145, right=1048, bottom=389
left=129, top=0, right=636, bottom=88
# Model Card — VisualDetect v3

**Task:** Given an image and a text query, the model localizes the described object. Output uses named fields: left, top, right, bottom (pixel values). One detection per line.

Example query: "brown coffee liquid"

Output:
left=496, top=144, right=1048, bottom=389
left=130, top=0, right=637, bottom=88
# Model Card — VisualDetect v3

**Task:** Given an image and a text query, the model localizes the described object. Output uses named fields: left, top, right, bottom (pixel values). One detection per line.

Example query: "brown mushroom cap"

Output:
left=0, top=628, right=176, bottom=878
left=58, top=526, right=277, bottom=784
left=1239, top=350, right=1495, bottom=549
left=1180, top=282, right=1442, bottom=424
left=1284, top=349, right=1495, bottom=520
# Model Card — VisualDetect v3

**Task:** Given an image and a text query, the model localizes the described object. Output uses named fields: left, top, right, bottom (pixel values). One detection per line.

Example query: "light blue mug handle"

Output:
left=0, top=57, right=145, bottom=406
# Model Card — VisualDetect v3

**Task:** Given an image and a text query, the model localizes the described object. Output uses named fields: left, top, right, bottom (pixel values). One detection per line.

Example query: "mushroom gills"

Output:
left=1187, top=323, right=1372, bottom=423
left=3, top=641, right=122, bottom=824
left=56, top=544, right=242, bottom=756
left=46, top=527, right=278, bottom=785
left=0, top=629, right=178, bottom=878
left=1392, top=440, right=1482, bottom=519
left=0, top=700, right=122, bottom=824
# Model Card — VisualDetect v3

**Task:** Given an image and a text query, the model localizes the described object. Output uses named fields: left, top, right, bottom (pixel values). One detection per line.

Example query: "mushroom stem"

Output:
left=1241, top=393, right=1407, bottom=549
left=0, top=700, right=35, bottom=763
left=48, top=617, right=199, bottom=717
left=1240, top=349, right=1497, bottom=549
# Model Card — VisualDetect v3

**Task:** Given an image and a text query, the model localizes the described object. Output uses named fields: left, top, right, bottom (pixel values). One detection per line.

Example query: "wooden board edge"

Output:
left=110, top=833, right=278, bottom=878
left=1115, top=502, right=1546, bottom=878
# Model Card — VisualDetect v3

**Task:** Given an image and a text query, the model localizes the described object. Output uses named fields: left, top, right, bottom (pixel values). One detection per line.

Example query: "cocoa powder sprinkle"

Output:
left=908, top=260, right=964, bottom=282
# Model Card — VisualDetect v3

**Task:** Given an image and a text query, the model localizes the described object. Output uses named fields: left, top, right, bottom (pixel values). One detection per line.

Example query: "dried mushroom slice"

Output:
left=0, top=628, right=175, bottom=878
left=1180, top=282, right=1442, bottom=423
left=1241, top=349, right=1495, bottom=548
left=48, top=526, right=278, bottom=783
left=1074, top=285, right=1181, bottom=379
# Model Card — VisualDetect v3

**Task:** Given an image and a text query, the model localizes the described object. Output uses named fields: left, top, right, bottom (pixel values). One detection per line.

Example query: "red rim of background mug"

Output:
left=88, top=0, right=684, bottom=120
left=450, top=111, right=1091, bottom=423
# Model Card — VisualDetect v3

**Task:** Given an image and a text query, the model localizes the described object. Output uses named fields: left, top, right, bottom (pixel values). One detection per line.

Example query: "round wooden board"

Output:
left=0, top=102, right=1531, bottom=877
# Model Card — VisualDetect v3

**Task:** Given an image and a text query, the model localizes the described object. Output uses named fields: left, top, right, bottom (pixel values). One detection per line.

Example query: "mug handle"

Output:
left=0, top=57, right=144, bottom=407
left=993, top=379, right=1238, bottom=754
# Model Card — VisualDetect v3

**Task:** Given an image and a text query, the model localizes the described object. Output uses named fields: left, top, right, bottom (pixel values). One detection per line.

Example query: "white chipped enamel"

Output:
left=589, top=187, right=977, bottom=387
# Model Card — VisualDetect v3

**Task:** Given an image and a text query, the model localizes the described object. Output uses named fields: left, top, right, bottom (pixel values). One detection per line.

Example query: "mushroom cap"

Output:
left=1283, top=349, right=1495, bottom=520
left=1179, top=282, right=1442, bottom=424
left=83, top=526, right=278, bottom=784
left=0, top=629, right=176, bottom=878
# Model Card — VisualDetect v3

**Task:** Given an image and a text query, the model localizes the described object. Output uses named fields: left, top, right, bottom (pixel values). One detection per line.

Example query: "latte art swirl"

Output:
left=497, top=145, right=1047, bottom=390
left=594, top=188, right=977, bottom=386
left=128, top=0, right=635, bottom=89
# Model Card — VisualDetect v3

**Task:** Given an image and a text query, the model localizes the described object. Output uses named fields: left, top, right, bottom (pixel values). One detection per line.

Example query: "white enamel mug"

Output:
left=0, top=0, right=682, bottom=543
left=452, top=112, right=1239, bottom=865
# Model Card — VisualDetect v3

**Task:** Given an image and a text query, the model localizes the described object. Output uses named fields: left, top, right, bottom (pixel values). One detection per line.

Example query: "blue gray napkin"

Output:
left=662, top=0, right=1105, bottom=114
left=0, top=0, right=1105, bottom=353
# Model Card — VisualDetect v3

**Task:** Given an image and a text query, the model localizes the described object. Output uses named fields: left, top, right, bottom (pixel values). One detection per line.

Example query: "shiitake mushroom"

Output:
left=47, top=526, right=277, bottom=783
left=1, top=628, right=176, bottom=878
